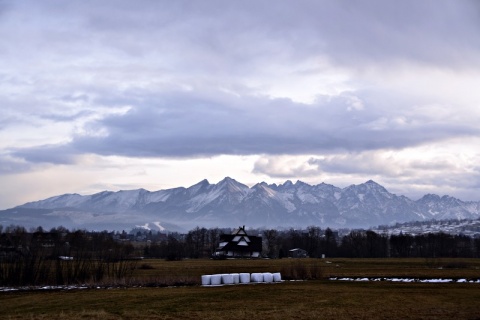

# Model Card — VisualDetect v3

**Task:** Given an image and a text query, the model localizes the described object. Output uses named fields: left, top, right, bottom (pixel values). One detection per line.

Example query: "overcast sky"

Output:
left=1, top=0, right=480, bottom=209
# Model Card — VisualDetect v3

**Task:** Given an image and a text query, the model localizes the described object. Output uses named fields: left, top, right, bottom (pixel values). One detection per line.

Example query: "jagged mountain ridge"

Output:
left=1, top=177, right=480, bottom=231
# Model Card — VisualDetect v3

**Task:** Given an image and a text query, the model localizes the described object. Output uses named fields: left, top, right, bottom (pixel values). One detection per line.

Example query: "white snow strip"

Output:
left=329, top=277, right=480, bottom=283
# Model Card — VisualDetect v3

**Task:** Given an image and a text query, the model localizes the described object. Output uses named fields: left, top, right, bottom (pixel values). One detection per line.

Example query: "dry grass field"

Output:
left=1, top=258, right=479, bottom=319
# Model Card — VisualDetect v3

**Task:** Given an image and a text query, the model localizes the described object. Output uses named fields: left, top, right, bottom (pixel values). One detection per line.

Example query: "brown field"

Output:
left=1, top=258, right=480, bottom=320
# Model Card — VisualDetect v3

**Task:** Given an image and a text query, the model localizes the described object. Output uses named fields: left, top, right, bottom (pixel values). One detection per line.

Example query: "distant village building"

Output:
left=214, top=226, right=262, bottom=258
left=289, top=248, right=308, bottom=258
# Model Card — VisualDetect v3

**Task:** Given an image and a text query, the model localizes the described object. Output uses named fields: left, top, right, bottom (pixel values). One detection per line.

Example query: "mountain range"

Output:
left=1, top=177, right=480, bottom=232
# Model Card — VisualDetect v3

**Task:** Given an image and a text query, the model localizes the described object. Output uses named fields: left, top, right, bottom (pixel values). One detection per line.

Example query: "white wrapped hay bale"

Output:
left=263, top=272, right=273, bottom=283
left=201, top=275, right=212, bottom=286
left=251, top=272, right=264, bottom=283
left=240, top=273, right=250, bottom=283
left=232, top=273, right=240, bottom=284
left=273, top=272, right=282, bottom=282
left=221, top=273, right=234, bottom=285
left=210, top=274, right=222, bottom=285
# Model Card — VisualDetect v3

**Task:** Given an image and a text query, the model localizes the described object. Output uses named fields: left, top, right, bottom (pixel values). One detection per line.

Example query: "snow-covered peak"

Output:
left=89, top=189, right=149, bottom=209
left=343, top=180, right=389, bottom=195
left=364, top=180, right=387, bottom=191
left=440, top=195, right=461, bottom=203
left=21, top=193, right=86, bottom=209
left=215, top=177, right=249, bottom=194
left=185, top=177, right=250, bottom=212
left=281, top=180, right=293, bottom=187
left=294, top=180, right=311, bottom=187
left=252, top=183, right=277, bottom=198
left=417, top=194, right=442, bottom=203
left=267, top=182, right=278, bottom=189
left=187, top=179, right=212, bottom=196
left=219, top=176, right=234, bottom=183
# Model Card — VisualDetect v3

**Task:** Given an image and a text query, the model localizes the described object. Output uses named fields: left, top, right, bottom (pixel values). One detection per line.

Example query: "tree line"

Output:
left=143, top=226, right=480, bottom=260
left=2, top=224, right=480, bottom=286
left=0, top=225, right=138, bottom=286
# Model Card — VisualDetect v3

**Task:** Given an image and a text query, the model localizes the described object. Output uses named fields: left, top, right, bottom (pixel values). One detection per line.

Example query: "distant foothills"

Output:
left=1, top=177, right=480, bottom=232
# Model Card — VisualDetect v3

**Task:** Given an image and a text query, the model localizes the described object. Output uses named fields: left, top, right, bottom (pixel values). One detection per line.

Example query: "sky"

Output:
left=1, top=0, right=480, bottom=209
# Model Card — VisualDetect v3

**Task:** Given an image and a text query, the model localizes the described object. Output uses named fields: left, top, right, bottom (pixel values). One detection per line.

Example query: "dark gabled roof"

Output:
left=231, top=226, right=248, bottom=235
left=217, top=226, right=262, bottom=253
left=219, top=235, right=262, bottom=253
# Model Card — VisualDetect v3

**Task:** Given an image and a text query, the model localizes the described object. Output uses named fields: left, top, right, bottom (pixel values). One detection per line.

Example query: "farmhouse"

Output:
left=214, top=226, right=262, bottom=258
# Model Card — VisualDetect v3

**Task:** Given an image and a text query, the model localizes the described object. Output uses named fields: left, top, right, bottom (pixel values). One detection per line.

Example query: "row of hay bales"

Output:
left=201, top=272, right=282, bottom=286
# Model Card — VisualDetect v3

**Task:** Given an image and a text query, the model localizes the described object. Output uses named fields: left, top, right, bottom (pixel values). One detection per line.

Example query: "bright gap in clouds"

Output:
left=247, top=56, right=355, bottom=104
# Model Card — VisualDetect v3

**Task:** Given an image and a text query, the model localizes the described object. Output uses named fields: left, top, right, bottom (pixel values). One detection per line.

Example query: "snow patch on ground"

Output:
left=329, top=277, right=480, bottom=283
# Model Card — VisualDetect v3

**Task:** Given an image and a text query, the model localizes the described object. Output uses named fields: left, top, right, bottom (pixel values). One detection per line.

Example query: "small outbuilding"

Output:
left=288, top=248, right=308, bottom=258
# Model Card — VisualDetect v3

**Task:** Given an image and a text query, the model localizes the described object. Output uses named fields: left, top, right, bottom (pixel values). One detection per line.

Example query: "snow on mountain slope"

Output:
left=415, top=194, right=480, bottom=220
left=185, top=177, right=250, bottom=213
left=22, top=193, right=88, bottom=209
left=3, top=178, right=480, bottom=230
left=144, top=189, right=175, bottom=203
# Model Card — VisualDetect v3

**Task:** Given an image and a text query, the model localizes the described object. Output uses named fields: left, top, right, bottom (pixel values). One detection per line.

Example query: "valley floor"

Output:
left=1, top=281, right=480, bottom=319
left=1, top=258, right=480, bottom=319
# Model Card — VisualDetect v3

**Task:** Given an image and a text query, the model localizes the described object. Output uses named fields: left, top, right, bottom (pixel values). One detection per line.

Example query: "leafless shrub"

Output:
left=138, top=263, right=155, bottom=270
left=280, top=259, right=323, bottom=280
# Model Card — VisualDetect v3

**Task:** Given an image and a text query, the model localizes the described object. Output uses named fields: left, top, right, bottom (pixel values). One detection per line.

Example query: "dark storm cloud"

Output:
left=9, top=87, right=475, bottom=162
left=0, top=0, right=11, bottom=13
left=75, top=0, right=480, bottom=68
left=11, top=145, right=76, bottom=165
left=305, top=1, right=480, bottom=67
left=0, top=156, right=32, bottom=174
left=15, top=0, right=478, bottom=74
